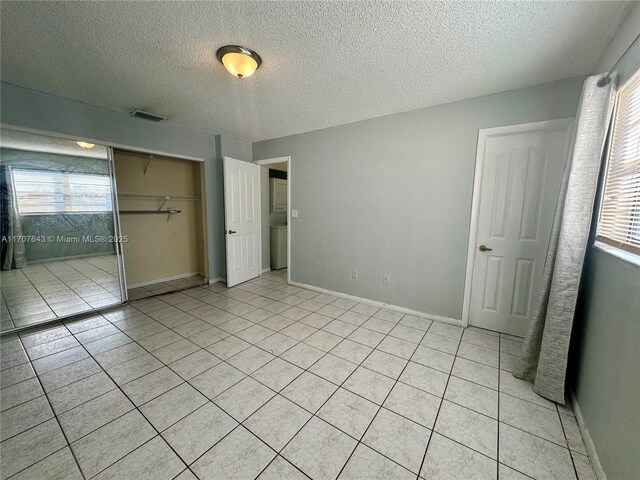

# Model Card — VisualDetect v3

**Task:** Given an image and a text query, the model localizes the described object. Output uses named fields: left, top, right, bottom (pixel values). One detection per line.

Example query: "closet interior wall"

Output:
left=113, top=150, right=207, bottom=294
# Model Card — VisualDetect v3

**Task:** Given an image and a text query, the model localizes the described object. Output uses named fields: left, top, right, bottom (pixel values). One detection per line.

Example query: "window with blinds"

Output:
left=12, top=169, right=113, bottom=215
left=597, top=69, right=640, bottom=254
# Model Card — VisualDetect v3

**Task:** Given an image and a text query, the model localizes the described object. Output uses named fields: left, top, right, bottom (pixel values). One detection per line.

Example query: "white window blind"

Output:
left=597, top=69, right=640, bottom=254
left=12, top=169, right=113, bottom=215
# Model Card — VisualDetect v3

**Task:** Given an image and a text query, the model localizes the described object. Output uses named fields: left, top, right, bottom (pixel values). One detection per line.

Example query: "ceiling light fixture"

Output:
left=216, top=45, right=262, bottom=79
left=76, top=141, right=95, bottom=149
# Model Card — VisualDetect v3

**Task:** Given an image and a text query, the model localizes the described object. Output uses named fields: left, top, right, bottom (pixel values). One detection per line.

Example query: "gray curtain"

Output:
left=2, top=166, right=25, bottom=270
left=513, top=73, right=616, bottom=404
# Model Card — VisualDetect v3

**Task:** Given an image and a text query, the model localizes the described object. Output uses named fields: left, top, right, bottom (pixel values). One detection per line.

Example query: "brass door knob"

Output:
left=228, top=230, right=237, bottom=234
left=479, top=244, right=493, bottom=252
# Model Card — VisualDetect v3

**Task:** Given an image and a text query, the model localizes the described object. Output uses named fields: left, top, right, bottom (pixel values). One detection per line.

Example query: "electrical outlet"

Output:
left=291, top=210, right=298, bottom=218
left=383, top=273, right=390, bottom=285
left=352, top=269, right=358, bottom=279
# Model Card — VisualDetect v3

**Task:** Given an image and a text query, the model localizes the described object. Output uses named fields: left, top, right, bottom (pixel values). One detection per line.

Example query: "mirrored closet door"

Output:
left=0, top=128, right=126, bottom=333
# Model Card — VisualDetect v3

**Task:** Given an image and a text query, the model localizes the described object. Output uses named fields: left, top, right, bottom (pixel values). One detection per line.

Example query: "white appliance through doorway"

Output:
left=462, top=118, right=573, bottom=336
left=223, top=156, right=261, bottom=287
left=270, top=178, right=288, bottom=213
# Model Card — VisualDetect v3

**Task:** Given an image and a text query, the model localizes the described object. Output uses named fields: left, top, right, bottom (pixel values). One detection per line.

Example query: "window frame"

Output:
left=595, top=69, right=640, bottom=261
left=11, top=168, right=114, bottom=216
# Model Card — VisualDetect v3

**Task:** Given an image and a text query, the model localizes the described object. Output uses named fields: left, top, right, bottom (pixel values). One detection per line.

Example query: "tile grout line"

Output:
left=250, top=310, right=410, bottom=476
left=125, top=284, right=396, bottom=405
left=128, top=273, right=327, bottom=477
left=5, top=377, right=520, bottom=480
left=4, top=353, right=557, bottom=476
left=13, top=329, right=88, bottom=480
left=41, top=260, right=100, bottom=315
left=57, top=322, right=202, bottom=478
left=497, top=333, right=501, bottom=480
left=257, top=455, right=312, bottom=480
left=171, top=314, right=394, bottom=473
left=240, top=325, right=457, bottom=437
left=11, top=295, right=426, bottom=439
left=44, top=257, right=115, bottom=307
left=6, top=264, right=57, bottom=327
left=1, top=289, right=16, bottom=329
left=5, top=295, right=560, bottom=475
left=252, top=325, right=522, bottom=479
left=557, top=391, right=581, bottom=479
left=4, top=272, right=557, bottom=480
left=414, top=330, right=464, bottom=480
left=3, top=255, right=121, bottom=332
left=0, top=374, right=117, bottom=442
left=72, top=305, right=277, bottom=477
left=55, top=274, right=324, bottom=477
left=10, top=274, right=385, bottom=475
left=334, top=322, right=434, bottom=479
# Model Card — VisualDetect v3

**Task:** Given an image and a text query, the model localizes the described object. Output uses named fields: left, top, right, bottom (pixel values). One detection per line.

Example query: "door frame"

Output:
left=253, top=156, right=291, bottom=284
left=461, top=118, right=574, bottom=329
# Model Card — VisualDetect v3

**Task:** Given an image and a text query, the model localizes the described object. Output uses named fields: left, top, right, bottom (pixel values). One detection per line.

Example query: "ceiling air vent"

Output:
left=129, top=109, right=167, bottom=122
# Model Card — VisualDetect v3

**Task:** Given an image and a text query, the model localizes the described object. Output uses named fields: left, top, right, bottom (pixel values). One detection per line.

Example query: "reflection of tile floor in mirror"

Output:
left=1, top=255, right=121, bottom=331
left=0, top=268, right=597, bottom=479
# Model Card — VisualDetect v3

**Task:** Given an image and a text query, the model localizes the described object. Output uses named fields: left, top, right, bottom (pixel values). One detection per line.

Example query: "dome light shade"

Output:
left=217, top=45, right=262, bottom=78
left=76, top=141, right=95, bottom=149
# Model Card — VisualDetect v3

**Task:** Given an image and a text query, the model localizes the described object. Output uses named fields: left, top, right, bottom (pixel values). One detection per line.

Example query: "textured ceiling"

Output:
left=0, top=1, right=631, bottom=141
left=1, top=128, right=108, bottom=159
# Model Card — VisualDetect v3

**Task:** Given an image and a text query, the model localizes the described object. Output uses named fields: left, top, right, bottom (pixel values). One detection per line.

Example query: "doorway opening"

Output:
left=113, top=149, right=208, bottom=300
left=255, top=156, right=291, bottom=284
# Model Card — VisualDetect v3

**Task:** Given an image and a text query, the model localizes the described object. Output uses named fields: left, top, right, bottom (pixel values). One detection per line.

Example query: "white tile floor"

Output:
left=0, top=269, right=598, bottom=479
left=1, top=256, right=121, bottom=331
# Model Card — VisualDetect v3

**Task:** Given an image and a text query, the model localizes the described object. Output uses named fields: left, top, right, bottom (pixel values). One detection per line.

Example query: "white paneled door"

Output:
left=467, top=119, right=573, bottom=336
left=224, top=157, right=261, bottom=287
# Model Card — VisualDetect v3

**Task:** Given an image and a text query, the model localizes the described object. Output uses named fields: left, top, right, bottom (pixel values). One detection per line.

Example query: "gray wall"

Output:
left=572, top=250, right=639, bottom=480
left=254, top=76, right=585, bottom=319
left=0, top=82, right=224, bottom=279
left=571, top=4, right=640, bottom=479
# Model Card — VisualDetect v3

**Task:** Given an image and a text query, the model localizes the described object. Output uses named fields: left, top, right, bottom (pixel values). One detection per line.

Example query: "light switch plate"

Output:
left=291, top=210, right=298, bottom=218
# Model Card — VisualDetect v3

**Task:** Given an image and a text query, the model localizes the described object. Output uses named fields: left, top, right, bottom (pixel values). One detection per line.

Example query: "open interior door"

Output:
left=223, top=156, right=261, bottom=287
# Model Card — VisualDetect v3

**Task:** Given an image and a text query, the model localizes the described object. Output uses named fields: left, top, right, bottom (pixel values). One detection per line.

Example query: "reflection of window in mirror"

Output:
left=13, top=170, right=113, bottom=214
left=0, top=128, right=125, bottom=333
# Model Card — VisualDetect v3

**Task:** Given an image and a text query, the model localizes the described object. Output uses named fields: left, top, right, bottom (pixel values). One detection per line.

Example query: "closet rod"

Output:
left=118, top=193, right=197, bottom=201
left=597, top=32, right=640, bottom=87
left=120, top=209, right=182, bottom=214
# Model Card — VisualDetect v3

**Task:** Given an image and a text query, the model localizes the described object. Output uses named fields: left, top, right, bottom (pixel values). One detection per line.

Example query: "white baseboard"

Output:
left=289, top=281, right=462, bottom=327
left=570, top=390, right=607, bottom=480
left=261, top=268, right=272, bottom=273
left=128, top=272, right=201, bottom=289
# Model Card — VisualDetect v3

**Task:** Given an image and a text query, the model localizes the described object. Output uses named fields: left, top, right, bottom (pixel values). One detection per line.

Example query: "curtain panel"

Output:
left=513, top=74, right=617, bottom=404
